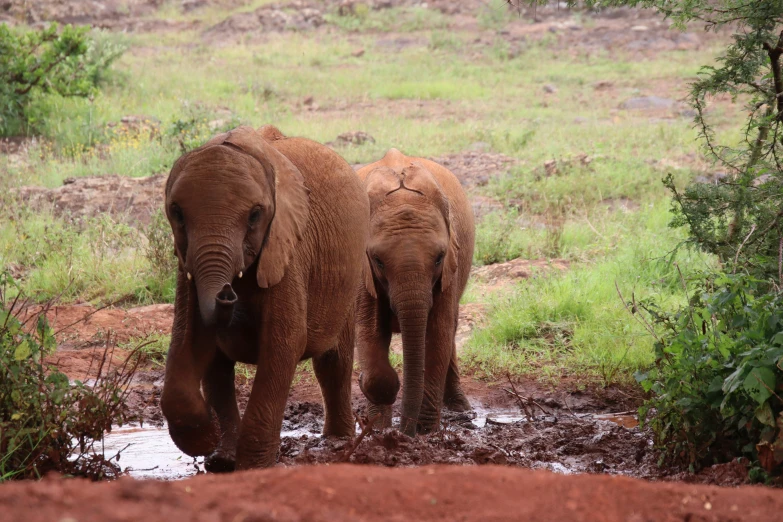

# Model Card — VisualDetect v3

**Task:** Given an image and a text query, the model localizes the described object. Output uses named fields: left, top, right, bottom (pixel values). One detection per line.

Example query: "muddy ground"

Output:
left=25, top=298, right=752, bottom=488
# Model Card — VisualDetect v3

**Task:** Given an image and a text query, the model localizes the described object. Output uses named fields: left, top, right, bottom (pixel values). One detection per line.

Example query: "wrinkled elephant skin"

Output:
left=160, top=126, right=369, bottom=470
left=356, top=149, right=475, bottom=436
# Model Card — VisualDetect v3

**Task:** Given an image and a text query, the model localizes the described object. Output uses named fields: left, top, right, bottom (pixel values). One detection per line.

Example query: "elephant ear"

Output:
left=362, top=166, right=402, bottom=298
left=219, top=126, right=311, bottom=288
left=401, top=162, right=461, bottom=293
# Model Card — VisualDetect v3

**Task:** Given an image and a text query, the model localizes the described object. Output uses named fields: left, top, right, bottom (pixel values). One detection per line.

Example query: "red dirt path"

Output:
left=2, top=464, right=780, bottom=521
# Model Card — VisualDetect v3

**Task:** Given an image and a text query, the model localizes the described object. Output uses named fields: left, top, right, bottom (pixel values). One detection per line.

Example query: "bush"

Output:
left=142, top=210, right=177, bottom=303
left=0, top=23, right=126, bottom=135
left=0, top=273, right=138, bottom=481
left=637, top=273, right=783, bottom=477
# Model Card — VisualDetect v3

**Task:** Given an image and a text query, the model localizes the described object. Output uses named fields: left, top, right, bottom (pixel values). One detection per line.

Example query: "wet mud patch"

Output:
left=278, top=406, right=659, bottom=478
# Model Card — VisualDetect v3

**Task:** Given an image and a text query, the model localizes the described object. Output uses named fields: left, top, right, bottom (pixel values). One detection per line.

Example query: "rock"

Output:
left=14, top=174, right=167, bottom=227
left=204, top=3, right=325, bottom=40
left=106, top=115, right=161, bottom=139
left=181, top=0, right=206, bottom=12
left=429, top=150, right=517, bottom=190
left=619, top=96, right=676, bottom=110
left=207, top=119, right=228, bottom=131
left=543, top=84, right=558, bottom=94
left=753, top=174, right=772, bottom=187
left=630, top=25, right=648, bottom=32
left=327, top=131, right=376, bottom=147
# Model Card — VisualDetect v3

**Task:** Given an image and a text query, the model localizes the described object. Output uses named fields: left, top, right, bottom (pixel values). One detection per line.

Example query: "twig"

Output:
left=614, top=281, right=660, bottom=342
left=733, top=223, right=757, bottom=268
left=340, top=413, right=380, bottom=462
left=504, top=373, right=551, bottom=420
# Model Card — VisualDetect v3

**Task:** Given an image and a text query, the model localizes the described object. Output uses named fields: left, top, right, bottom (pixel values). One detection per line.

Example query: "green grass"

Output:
left=0, top=10, right=745, bottom=385
left=464, top=202, right=716, bottom=385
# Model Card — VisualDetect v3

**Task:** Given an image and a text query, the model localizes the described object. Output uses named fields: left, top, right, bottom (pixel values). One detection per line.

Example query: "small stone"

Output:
left=619, top=96, right=676, bottom=110
left=543, top=84, right=558, bottom=94
left=631, top=25, right=649, bottom=32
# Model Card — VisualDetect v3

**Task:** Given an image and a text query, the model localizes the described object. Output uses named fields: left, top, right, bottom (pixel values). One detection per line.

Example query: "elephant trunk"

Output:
left=391, top=273, right=432, bottom=437
left=193, top=240, right=238, bottom=327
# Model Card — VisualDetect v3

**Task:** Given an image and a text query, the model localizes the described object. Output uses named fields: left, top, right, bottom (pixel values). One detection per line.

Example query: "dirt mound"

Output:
left=15, top=174, right=166, bottom=226
left=204, top=1, right=325, bottom=39
left=471, top=258, right=570, bottom=292
left=3, top=464, right=781, bottom=521
left=430, top=149, right=517, bottom=190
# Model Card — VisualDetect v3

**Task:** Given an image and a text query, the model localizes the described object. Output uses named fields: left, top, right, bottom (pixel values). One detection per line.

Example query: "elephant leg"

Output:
left=417, top=301, right=454, bottom=434
left=313, top=319, right=355, bottom=438
left=443, top=337, right=472, bottom=412
left=235, top=319, right=303, bottom=470
left=356, top=295, right=396, bottom=430
left=203, top=350, right=240, bottom=473
left=161, top=270, right=221, bottom=457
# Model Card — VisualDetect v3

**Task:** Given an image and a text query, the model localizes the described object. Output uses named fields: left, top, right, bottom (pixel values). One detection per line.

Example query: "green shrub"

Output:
left=637, top=273, right=783, bottom=476
left=0, top=273, right=137, bottom=481
left=142, top=210, right=177, bottom=303
left=167, top=102, right=242, bottom=153
left=0, top=23, right=125, bottom=135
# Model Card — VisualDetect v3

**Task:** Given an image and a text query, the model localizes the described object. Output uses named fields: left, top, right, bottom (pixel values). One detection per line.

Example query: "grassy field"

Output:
left=0, top=2, right=740, bottom=386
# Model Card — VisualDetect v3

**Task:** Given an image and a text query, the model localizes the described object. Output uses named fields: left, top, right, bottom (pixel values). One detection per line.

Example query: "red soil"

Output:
left=1, top=464, right=780, bottom=522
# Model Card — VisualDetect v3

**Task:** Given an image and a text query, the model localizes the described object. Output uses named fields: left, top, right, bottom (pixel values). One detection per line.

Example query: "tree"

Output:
left=0, top=23, right=125, bottom=135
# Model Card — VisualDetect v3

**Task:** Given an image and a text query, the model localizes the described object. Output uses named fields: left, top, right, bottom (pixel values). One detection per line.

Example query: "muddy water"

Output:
left=101, top=423, right=318, bottom=480
left=100, top=406, right=641, bottom=480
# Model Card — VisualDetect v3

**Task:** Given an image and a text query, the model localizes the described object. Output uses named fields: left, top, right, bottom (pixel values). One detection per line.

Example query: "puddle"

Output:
left=100, top=423, right=322, bottom=480
left=95, top=406, right=642, bottom=480
left=592, top=413, right=639, bottom=429
left=100, top=425, right=204, bottom=480
left=470, top=406, right=526, bottom=428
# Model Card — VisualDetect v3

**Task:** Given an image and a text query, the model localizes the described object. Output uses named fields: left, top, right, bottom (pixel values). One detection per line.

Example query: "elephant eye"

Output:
left=374, top=256, right=384, bottom=270
left=170, top=204, right=184, bottom=225
left=435, top=253, right=445, bottom=266
left=248, top=206, right=263, bottom=226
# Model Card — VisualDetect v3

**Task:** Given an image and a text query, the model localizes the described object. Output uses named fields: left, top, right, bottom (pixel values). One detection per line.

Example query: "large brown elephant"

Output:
left=160, top=125, right=368, bottom=470
left=356, top=149, right=475, bottom=436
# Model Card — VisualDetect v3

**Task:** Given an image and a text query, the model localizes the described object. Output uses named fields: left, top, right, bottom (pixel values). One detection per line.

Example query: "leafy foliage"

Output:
left=142, top=210, right=177, bottom=303
left=0, top=273, right=138, bottom=481
left=513, top=0, right=783, bottom=476
left=637, top=273, right=783, bottom=476
left=0, top=23, right=126, bottom=135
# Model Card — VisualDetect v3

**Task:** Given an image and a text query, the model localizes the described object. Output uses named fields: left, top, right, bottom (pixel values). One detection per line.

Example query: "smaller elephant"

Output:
left=356, top=149, right=475, bottom=436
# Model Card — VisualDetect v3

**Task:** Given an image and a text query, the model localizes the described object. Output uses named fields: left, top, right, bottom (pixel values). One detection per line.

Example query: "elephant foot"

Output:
left=367, top=403, right=393, bottom=430
left=167, top=413, right=221, bottom=457
left=205, top=449, right=236, bottom=473
left=443, top=389, right=472, bottom=412
left=235, top=444, right=280, bottom=470
left=359, top=370, right=400, bottom=406
left=323, top=416, right=355, bottom=438
left=416, top=414, right=439, bottom=435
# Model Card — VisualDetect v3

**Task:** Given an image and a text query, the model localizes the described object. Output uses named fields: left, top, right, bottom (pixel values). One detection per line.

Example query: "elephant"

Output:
left=355, top=149, right=475, bottom=436
left=160, top=125, right=369, bottom=470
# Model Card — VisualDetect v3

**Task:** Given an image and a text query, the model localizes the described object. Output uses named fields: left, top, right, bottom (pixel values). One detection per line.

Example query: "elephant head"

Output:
left=165, top=125, right=310, bottom=327
left=362, top=162, right=460, bottom=435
